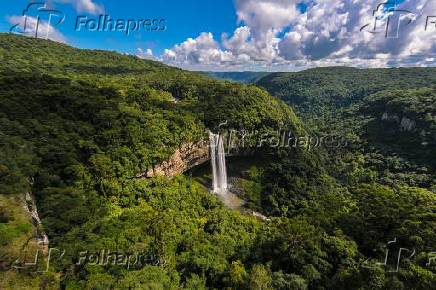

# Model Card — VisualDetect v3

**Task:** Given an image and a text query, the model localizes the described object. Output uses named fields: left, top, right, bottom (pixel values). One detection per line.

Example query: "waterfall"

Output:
left=209, top=132, right=228, bottom=194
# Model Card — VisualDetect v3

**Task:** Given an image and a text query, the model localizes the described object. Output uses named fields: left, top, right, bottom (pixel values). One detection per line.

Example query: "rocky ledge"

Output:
left=144, top=140, right=209, bottom=178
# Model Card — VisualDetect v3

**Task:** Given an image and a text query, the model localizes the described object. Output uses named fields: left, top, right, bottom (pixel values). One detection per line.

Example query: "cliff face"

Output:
left=382, top=112, right=416, bottom=132
left=143, top=136, right=258, bottom=178
left=24, top=192, right=49, bottom=254
left=145, top=141, right=209, bottom=178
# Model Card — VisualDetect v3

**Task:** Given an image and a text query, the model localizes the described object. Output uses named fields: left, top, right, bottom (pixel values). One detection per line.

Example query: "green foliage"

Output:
left=1, top=34, right=435, bottom=289
left=341, top=184, right=436, bottom=255
left=260, top=149, right=336, bottom=217
left=0, top=34, right=304, bottom=289
left=257, top=66, right=436, bottom=119
left=248, top=264, right=273, bottom=290
left=256, top=66, right=436, bottom=289
left=361, top=88, right=436, bottom=168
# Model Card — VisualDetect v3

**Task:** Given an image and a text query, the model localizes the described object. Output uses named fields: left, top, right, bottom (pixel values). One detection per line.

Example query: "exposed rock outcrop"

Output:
left=145, top=140, right=209, bottom=178
left=400, top=117, right=416, bottom=131
left=381, top=112, right=416, bottom=132
left=142, top=134, right=258, bottom=179
left=24, top=192, right=49, bottom=254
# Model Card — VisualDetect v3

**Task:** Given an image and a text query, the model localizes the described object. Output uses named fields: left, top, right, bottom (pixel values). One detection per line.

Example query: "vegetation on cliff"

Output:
left=0, top=34, right=435, bottom=289
left=255, top=67, right=436, bottom=289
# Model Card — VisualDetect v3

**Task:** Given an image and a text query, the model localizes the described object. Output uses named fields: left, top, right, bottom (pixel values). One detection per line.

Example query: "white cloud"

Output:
left=223, top=26, right=283, bottom=63
left=232, top=0, right=300, bottom=63
left=136, top=48, right=155, bottom=60
left=236, top=0, right=300, bottom=37
left=54, top=0, right=104, bottom=14
left=397, top=0, right=436, bottom=57
left=8, top=15, right=67, bottom=43
left=160, top=0, right=436, bottom=71
left=162, top=32, right=234, bottom=66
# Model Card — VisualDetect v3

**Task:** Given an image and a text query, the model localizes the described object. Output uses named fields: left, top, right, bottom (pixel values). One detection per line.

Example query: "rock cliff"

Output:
left=145, top=140, right=209, bottom=178
left=382, top=112, right=416, bottom=132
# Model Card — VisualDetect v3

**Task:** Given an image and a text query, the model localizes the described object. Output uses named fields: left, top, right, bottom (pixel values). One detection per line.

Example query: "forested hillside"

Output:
left=257, top=67, right=436, bottom=119
left=361, top=88, right=436, bottom=168
left=0, top=34, right=305, bottom=289
left=256, top=67, right=436, bottom=289
left=0, top=34, right=435, bottom=289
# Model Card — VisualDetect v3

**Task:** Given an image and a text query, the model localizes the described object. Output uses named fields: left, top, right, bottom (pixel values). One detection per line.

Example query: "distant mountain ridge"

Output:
left=256, top=66, right=436, bottom=116
left=202, top=71, right=270, bottom=83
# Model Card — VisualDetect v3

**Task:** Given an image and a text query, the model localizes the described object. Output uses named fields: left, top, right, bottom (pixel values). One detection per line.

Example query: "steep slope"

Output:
left=0, top=34, right=302, bottom=132
left=360, top=88, right=436, bottom=168
left=257, top=67, right=436, bottom=169
left=0, top=34, right=307, bottom=289
left=254, top=67, right=436, bottom=290
left=1, top=35, right=435, bottom=289
left=257, top=67, right=436, bottom=118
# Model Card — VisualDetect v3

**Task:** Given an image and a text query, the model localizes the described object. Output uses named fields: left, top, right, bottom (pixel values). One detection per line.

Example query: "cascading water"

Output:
left=209, top=131, right=228, bottom=194
left=208, top=131, right=267, bottom=215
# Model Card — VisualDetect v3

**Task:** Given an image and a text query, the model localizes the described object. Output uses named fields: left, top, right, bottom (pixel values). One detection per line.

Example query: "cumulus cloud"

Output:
left=398, top=0, right=436, bottom=57
left=8, top=15, right=67, bottom=43
left=136, top=48, right=155, bottom=60
left=225, top=0, right=301, bottom=64
left=162, top=0, right=436, bottom=70
left=236, top=0, right=300, bottom=34
left=162, top=32, right=234, bottom=66
left=54, top=0, right=104, bottom=14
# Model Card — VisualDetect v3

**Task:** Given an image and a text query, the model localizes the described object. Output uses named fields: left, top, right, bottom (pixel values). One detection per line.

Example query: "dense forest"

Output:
left=0, top=34, right=435, bottom=289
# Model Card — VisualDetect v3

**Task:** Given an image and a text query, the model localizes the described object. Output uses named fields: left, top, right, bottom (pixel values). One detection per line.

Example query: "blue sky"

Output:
left=1, top=0, right=435, bottom=71
left=0, top=0, right=238, bottom=55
